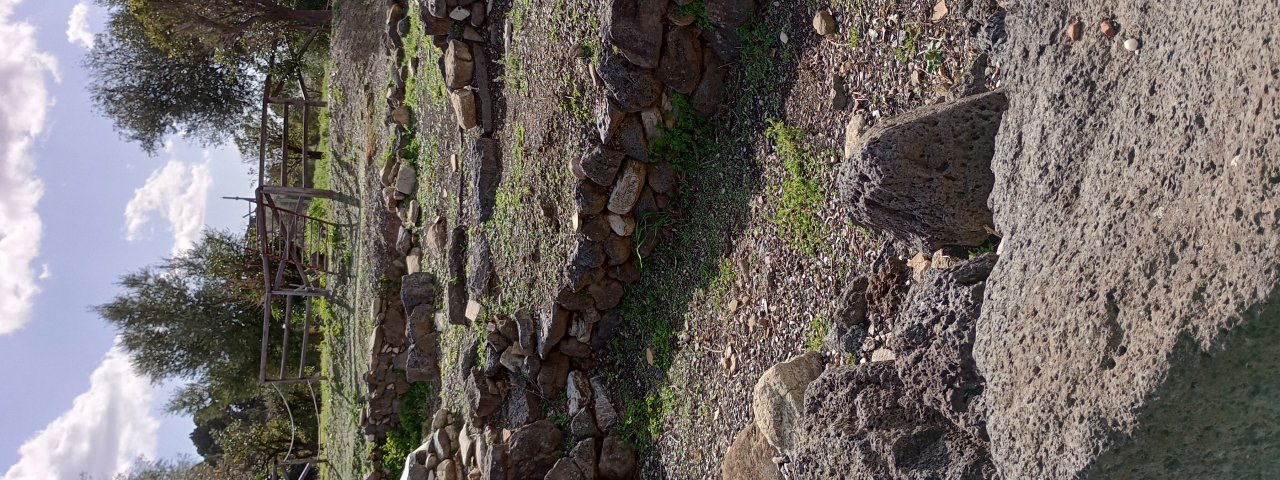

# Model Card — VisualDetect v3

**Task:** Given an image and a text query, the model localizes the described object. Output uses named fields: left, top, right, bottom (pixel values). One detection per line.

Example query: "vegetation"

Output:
left=377, top=381, right=432, bottom=473
left=766, top=120, right=826, bottom=255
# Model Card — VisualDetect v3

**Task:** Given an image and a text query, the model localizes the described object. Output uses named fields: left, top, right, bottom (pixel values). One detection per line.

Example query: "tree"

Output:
left=85, top=8, right=258, bottom=154
left=95, top=229, right=299, bottom=414
left=127, top=0, right=331, bottom=50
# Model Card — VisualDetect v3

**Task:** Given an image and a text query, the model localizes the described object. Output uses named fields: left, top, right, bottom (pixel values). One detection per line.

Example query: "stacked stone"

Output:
left=450, top=1, right=755, bottom=479
left=397, top=408, right=481, bottom=480
left=382, top=1, right=425, bottom=273
left=413, top=0, right=495, bottom=133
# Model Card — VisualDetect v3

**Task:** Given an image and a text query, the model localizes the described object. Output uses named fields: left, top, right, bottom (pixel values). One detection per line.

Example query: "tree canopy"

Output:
left=85, top=8, right=258, bottom=154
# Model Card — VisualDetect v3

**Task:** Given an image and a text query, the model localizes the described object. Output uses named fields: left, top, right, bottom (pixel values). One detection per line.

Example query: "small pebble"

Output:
left=1100, top=20, right=1118, bottom=38
left=1065, top=20, right=1082, bottom=41
left=1123, top=37, right=1141, bottom=51
left=779, top=31, right=789, bottom=44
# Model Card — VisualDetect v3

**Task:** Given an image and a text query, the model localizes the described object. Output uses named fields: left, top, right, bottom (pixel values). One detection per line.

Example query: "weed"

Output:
left=557, top=73, right=592, bottom=124
left=675, top=0, right=713, bottom=30
left=616, top=385, right=675, bottom=452
left=650, top=92, right=717, bottom=172
left=965, top=236, right=1000, bottom=259
left=631, top=211, right=673, bottom=270
left=848, top=25, right=861, bottom=49
left=737, top=16, right=780, bottom=101
left=805, top=316, right=831, bottom=352
left=924, top=42, right=944, bottom=73
left=766, top=120, right=826, bottom=255
left=895, top=24, right=921, bottom=63
left=376, top=381, right=432, bottom=473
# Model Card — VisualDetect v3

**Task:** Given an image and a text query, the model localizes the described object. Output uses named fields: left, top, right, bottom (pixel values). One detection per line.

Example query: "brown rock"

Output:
left=601, top=234, right=632, bottom=266
left=691, top=48, right=726, bottom=118
left=597, top=49, right=661, bottom=113
left=537, top=351, right=570, bottom=394
left=538, top=302, right=571, bottom=359
left=574, top=181, right=608, bottom=215
left=597, top=435, right=636, bottom=479
left=604, top=0, right=665, bottom=68
left=812, top=9, right=836, bottom=36
left=451, top=89, right=478, bottom=129
left=1065, top=20, right=1082, bottom=41
left=596, top=99, right=625, bottom=144
left=446, top=40, right=474, bottom=89
left=613, top=115, right=649, bottom=162
left=508, top=420, right=564, bottom=479
left=607, top=214, right=636, bottom=236
left=721, top=424, right=783, bottom=480
left=589, top=278, right=625, bottom=310
left=608, top=260, right=641, bottom=285
left=1100, top=19, right=1119, bottom=38
left=392, top=105, right=412, bottom=124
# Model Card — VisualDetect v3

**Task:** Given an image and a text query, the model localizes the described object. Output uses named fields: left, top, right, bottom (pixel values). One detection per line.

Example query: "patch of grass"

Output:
left=616, top=384, right=676, bottom=453
left=376, top=381, right=432, bottom=473
left=805, top=316, right=831, bottom=352
left=674, top=0, right=712, bottom=30
left=631, top=211, right=673, bottom=270
left=965, top=236, right=1001, bottom=259
left=766, top=120, right=826, bottom=255
left=737, top=16, right=781, bottom=101
left=557, top=73, right=591, bottom=125
left=651, top=92, right=717, bottom=172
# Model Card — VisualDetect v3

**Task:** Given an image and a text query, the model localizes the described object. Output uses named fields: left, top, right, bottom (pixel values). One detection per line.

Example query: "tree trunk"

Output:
left=267, top=8, right=332, bottom=29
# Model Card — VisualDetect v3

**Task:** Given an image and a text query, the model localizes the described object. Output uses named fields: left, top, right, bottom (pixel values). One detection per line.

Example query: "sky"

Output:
left=0, top=0, right=261, bottom=478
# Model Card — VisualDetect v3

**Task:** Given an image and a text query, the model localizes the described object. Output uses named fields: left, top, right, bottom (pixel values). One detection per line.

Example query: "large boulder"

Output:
left=720, top=424, right=782, bottom=480
left=890, top=254, right=996, bottom=441
left=975, top=0, right=1280, bottom=478
left=603, top=0, right=664, bottom=68
left=596, top=435, right=635, bottom=480
left=751, top=352, right=823, bottom=456
left=838, top=91, right=1007, bottom=252
left=790, top=362, right=996, bottom=479
left=597, top=49, right=660, bottom=113
left=508, top=420, right=564, bottom=479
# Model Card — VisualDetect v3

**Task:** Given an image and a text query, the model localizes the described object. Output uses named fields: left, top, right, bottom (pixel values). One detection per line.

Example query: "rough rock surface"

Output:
left=507, top=420, right=564, bottom=479
left=890, top=254, right=995, bottom=441
left=751, top=351, right=823, bottom=456
left=976, top=0, right=1280, bottom=477
left=839, top=90, right=1007, bottom=251
left=597, top=50, right=660, bottom=113
left=791, top=362, right=996, bottom=479
left=720, top=424, right=782, bottom=480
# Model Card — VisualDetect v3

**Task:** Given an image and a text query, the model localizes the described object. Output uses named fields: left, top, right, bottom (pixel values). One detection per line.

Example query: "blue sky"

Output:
left=0, top=0, right=258, bottom=478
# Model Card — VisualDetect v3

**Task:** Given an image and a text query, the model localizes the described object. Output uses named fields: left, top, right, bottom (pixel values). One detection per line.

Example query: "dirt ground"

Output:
left=319, top=0, right=1001, bottom=477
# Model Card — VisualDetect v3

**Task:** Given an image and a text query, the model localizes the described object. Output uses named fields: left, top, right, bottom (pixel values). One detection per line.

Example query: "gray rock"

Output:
left=396, top=226, right=414, bottom=255
left=691, top=48, right=726, bottom=119
left=603, top=0, right=664, bottom=68
left=607, top=159, right=647, bottom=214
left=645, top=162, right=676, bottom=195
left=537, top=351, right=569, bottom=395
left=426, top=0, right=447, bottom=18
left=465, top=368, right=501, bottom=419
left=468, top=230, right=493, bottom=297
left=402, top=272, right=440, bottom=312
left=481, top=441, right=509, bottom=480
left=394, top=165, right=419, bottom=195
left=508, top=420, right=564, bottom=479
left=470, top=1, right=486, bottom=26
left=977, top=1, right=1280, bottom=476
left=702, top=26, right=743, bottom=62
left=597, top=49, right=660, bottom=113
left=538, top=302, right=570, bottom=359
left=446, top=227, right=469, bottom=325
left=445, top=41, right=475, bottom=91
left=570, top=438, right=598, bottom=478
left=426, top=216, right=448, bottom=256
left=597, top=436, right=635, bottom=480
left=601, top=234, right=632, bottom=267
left=790, top=363, right=995, bottom=479
left=499, top=378, right=541, bottom=429
left=559, top=338, right=591, bottom=358
left=658, top=26, right=702, bottom=94
left=470, top=137, right=501, bottom=223
left=570, top=409, right=602, bottom=440
left=613, top=115, right=649, bottom=163
left=472, top=47, right=495, bottom=134
left=705, top=0, right=754, bottom=28
left=752, top=352, right=823, bottom=456
left=720, top=424, right=782, bottom=480
left=596, top=99, right=625, bottom=144
left=566, top=371, right=592, bottom=416
left=589, top=376, right=618, bottom=433
left=574, top=180, right=608, bottom=215
left=890, top=254, right=996, bottom=441
left=578, top=147, right=625, bottom=187
left=514, top=309, right=537, bottom=351
left=590, top=310, right=622, bottom=352
left=545, top=457, right=586, bottom=480
left=838, top=91, right=1006, bottom=251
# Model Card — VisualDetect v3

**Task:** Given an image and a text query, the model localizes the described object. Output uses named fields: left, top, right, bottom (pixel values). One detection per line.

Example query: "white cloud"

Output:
left=123, top=154, right=213, bottom=255
left=65, top=2, right=93, bottom=50
left=0, top=0, right=58, bottom=335
left=37, top=263, right=50, bottom=280
left=2, top=343, right=159, bottom=480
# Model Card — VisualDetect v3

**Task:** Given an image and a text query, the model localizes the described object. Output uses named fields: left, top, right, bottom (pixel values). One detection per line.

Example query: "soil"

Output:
left=320, top=0, right=1001, bottom=477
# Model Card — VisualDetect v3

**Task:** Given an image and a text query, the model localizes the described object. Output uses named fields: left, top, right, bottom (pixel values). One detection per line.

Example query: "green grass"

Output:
left=766, top=120, right=826, bottom=255
left=738, top=16, right=781, bottom=103
left=376, top=380, right=432, bottom=473
left=674, top=0, right=712, bottom=30
left=615, top=384, right=675, bottom=452
left=924, top=42, right=944, bottom=73
left=651, top=92, right=717, bottom=172
left=805, top=316, right=831, bottom=352
left=557, top=72, right=591, bottom=125
left=894, top=24, right=922, bottom=63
